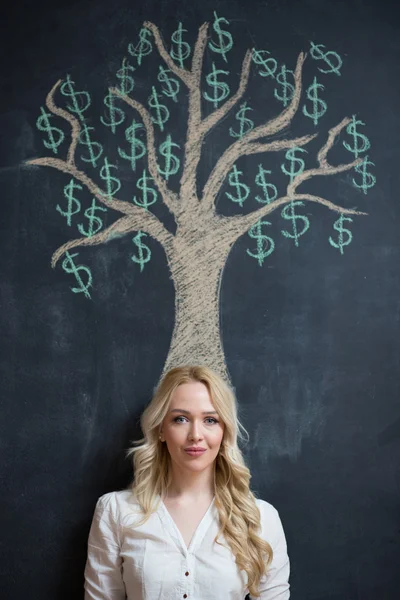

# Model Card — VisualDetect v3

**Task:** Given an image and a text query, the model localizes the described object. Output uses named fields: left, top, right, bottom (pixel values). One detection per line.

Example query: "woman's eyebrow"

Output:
left=169, top=408, right=218, bottom=415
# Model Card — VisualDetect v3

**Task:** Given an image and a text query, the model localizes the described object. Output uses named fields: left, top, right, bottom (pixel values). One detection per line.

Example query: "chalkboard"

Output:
left=1, top=0, right=399, bottom=598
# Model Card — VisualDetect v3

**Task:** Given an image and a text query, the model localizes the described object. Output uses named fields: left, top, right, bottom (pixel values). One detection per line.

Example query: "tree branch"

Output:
left=200, top=49, right=253, bottom=136
left=51, top=212, right=174, bottom=268
left=202, top=52, right=307, bottom=210
left=202, top=133, right=316, bottom=210
left=26, top=157, right=137, bottom=215
left=245, top=52, right=306, bottom=142
left=110, top=87, right=180, bottom=216
left=288, top=117, right=363, bottom=195
left=191, top=22, right=209, bottom=89
left=222, top=116, right=368, bottom=240
left=41, top=79, right=81, bottom=165
left=224, top=193, right=367, bottom=240
left=143, top=21, right=193, bottom=88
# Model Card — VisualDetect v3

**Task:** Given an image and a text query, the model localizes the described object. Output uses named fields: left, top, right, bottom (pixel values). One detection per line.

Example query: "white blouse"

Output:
left=84, top=490, right=290, bottom=600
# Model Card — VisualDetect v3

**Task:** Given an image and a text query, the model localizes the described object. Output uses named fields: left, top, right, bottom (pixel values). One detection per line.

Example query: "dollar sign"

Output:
left=274, top=65, right=295, bottom=107
left=343, top=115, right=371, bottom=159
left=281, top=147, right=307, bottom=183
left=78, top=123, right=103, bottom=168
left=60, top=75, right=91, bottom=121
left=100, top=92, right=125, bottom=134
left=302, top=76, right=327, bottom=126
left=229, top=102, right=254, bottom=139
left=99, top=157, right=121, bottom=199
left=247, top=219, right=275, bottom=266
left=252, top=49, right=278, bottom=79
left=203, top=63, right=230, bottom=109
left=225, top=165, right=250, bottom=207
left=128, top=27, right=153, bottom=66
left=133, top=169, right=158, bottom=211
left=118, top=120, right=146, bottom=171
left=309, top=41, right=343, bottom=76
left=115, top=57, right=135, bottom=95
left=209, top=11, right=233, bottom=63
left=329, top=215, right=353, bottom=255
left=77, top=198, right=107, bottom=238
left=56, top=179, right=82, bottom=226
left=131, top=231, right=151, bottom=272
left=148, top=86, right=170, bottom=131
left=36, top=107, right=65, bottom=154
left=170, top=22, right=191, bottom=69
left=61, top=251, right=92, bottom=299
left=353, top=155, right=376, bottom=194
left=255, top=165, right=278, bottom=204
left=158, top=134, right=181, bottom=181
left=158, top=66, right=180, bottom=103
left=281, top=201, right=310, bottom=247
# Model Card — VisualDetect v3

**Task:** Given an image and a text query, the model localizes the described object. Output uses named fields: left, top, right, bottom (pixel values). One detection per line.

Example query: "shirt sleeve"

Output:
left=84, top=493, right=127, bottom=600
left=250, top=502, right=290, bottom=600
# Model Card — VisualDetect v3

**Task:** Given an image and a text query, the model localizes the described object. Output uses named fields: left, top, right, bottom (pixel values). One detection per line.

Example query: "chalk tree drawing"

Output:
left=27, top=15, right=376, bottom=379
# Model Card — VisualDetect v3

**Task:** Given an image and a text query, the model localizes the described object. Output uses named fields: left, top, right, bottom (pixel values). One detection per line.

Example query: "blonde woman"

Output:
left=84, top=365, right=290, bottom=599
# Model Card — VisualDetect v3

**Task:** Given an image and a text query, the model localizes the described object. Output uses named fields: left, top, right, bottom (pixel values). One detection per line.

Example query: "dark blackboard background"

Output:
left=1, top=0, right=400, bottom=598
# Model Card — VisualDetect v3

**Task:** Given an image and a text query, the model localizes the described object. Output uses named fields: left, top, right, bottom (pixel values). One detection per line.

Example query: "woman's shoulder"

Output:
left=254, top=496, right=286, bottom=545
left=254, top=496, right=280, bottom=518
left=93, top=488, right=141, bottom=517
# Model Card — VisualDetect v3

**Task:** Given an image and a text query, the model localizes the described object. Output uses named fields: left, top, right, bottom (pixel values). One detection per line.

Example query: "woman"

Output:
left=84, top=365, right=290, bottom=599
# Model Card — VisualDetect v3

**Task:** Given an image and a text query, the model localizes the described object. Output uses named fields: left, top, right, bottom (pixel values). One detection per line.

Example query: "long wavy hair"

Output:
left=126, top=365, right=272, bottom=597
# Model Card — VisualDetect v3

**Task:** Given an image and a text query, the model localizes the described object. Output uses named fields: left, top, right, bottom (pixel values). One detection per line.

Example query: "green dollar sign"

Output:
left=170, top=22, right=191, bottom=69
left=56, top=179, right=82, bottom=226
left=343, top=115, right=371, bottom=159
left=118, top=120, right=146, bottom=171
left=255, top=165, right=278, bottom=204
left=77, top=198, right=107, bottom=238
left=225, top=165, right=250, bottom=207
left=229, top=102, right=254, bottom=139
left=78, top=123, right=103, bottom=168
left=116, top=57, right=135, bottom=95
left=310, top=41, right=342, bottom=75
left=133, top=169, right=158, bottom=211
left=247, top=219, right=275, bottom=266
left=329, top=215, right=353, bottom=255
left=131, top=231, right=151, bottom=272
left=148, top=86, right=170, bottom=131
left=281, top=147, right=307, bottom=183
left=100, top=92, right=125, bottom=134
left=158, top=66, right=180, bottom=102
left=302, top=76, right=327, bottom=126
left=209, top=11, right=233, bottom=63
left=128, top=27, right=153, bottom=66
left=353, top=155, right=376, bottom=194
left=203, top=63, right=230, bottom=109
left=158, top=134, right=181, bottom=181
left=62, top=251, right=92, bottom=299
left=252, top=50, right=278, bottom=79
left=274, top=65, right=295, bottom=107
left=60, top=75, right=91, bottom=121
left=281, top=200, right=310, bottom=247
left=99, top=157, right=121, bottom=199
left=36, top=107, right=65, bottom=154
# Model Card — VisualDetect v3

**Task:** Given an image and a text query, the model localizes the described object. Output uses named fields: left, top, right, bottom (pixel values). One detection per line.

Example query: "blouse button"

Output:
left=183, top=595, right=188, bottom=599
left=185, top=571, right=189, bottom=576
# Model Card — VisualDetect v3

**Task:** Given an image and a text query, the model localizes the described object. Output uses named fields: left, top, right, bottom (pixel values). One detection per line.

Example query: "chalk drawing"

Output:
left=27, top=18, right=372, bottom=378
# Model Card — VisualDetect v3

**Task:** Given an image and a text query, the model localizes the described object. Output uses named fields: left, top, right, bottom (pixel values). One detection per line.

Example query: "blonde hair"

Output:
left=127, top=365, right=272, bottom=597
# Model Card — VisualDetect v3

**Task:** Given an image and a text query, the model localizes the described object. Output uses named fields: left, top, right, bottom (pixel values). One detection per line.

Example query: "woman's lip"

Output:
left=184, top=449, right=206, bottom=454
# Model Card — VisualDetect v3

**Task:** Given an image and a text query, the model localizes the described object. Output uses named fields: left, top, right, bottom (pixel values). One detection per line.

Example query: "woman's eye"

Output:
left=173, top=416, right=218, bottom=424
left=173, top=416, right=187, bottom=423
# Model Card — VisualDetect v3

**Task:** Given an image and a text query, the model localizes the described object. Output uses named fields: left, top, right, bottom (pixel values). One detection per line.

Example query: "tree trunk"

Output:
left=162, top=228, right=231, bottom=381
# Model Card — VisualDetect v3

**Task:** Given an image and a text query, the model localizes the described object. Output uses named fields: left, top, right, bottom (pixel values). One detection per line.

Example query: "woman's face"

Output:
left=160, top=381, right=225, bottom=475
